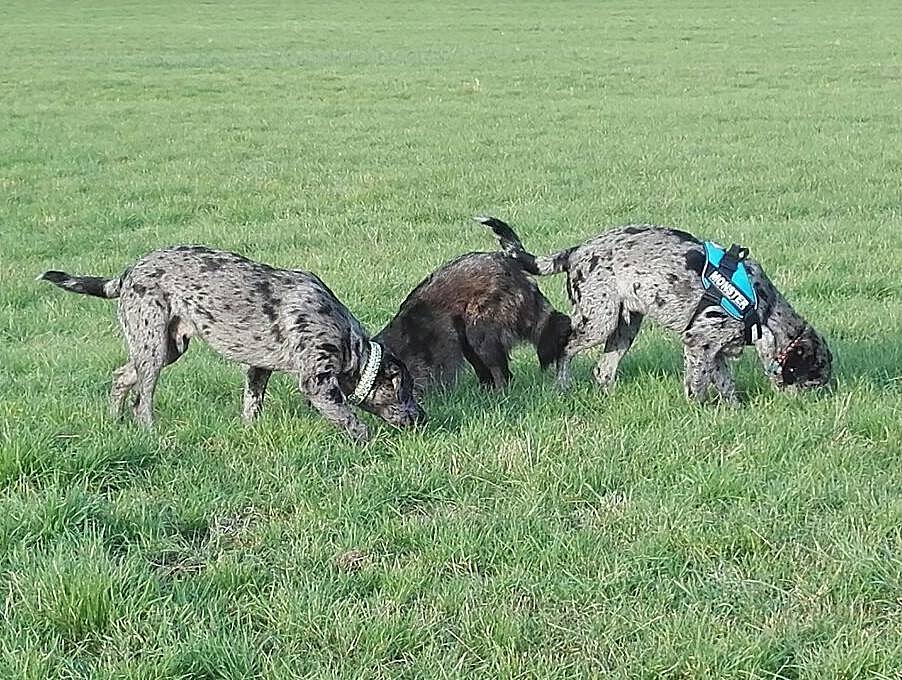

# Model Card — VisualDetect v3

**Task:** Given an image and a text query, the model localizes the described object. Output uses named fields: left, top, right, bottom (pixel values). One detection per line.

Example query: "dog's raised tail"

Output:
left=474, top=215, right=571, bottom=276
left=38, top=270, right=121, bottom=299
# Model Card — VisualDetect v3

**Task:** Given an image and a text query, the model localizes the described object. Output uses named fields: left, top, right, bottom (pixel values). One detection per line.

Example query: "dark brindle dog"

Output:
left=40, top=246, right=424, bottom=442
left=483, top=217, right=832, bottom=403
left=374, top=230, right=571, bottom=395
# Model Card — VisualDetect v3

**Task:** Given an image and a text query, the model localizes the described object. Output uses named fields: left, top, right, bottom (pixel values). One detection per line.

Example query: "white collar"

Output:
left=348, top=341, right=382, bottom=405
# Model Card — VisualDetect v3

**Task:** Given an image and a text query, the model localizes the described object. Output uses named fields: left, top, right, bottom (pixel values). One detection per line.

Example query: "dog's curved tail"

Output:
left=474, top=215, right=573, bottom=276
left=38, top=270, right=122, bottom=299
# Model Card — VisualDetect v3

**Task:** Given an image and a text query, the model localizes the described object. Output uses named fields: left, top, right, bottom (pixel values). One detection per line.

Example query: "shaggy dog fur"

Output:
left=374, top=242, right=571, bottom=395
left=484, top=217, right=832, bottom=403
left=40, top=246, right=425, bottom=442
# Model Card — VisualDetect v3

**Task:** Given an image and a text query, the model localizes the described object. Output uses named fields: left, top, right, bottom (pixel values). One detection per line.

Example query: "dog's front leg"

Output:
left=300, top=373, right=370, bottom=443
left=710, top=353, right=741, bottom=406
left=682, top=347, right=714, bottom=403
left=242, top=366, right=272, bottom=422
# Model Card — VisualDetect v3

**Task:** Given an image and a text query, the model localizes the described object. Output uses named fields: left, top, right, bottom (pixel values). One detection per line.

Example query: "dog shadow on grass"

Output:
left=155, top=331, right=899, bottom=446
left=420, top=333, right=902, bottom=435
left=827, top=337, right=901, bottom=389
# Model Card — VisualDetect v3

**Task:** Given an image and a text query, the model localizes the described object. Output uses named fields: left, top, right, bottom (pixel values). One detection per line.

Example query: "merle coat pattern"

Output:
left=483, top=218, right=832, bottom=403
left=40, top=246, right=424, bottom=442
left=375, top=248, right=571, bottom=395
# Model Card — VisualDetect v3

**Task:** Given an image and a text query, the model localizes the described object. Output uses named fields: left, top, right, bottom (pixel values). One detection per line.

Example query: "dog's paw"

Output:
left=346, top=421, right=371, bottom=444
left=592, top=364, right=618, bottom=391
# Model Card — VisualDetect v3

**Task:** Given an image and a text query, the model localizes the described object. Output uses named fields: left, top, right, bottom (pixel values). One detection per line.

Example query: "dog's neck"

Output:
left=338, top=335, right=377, bottom=399
left=755, top=291, right=808, bottom=364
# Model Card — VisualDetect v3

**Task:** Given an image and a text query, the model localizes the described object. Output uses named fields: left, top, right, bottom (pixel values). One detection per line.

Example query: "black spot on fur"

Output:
left=666, top=229, right=701, bottom=244
left=132, top=283, right=147, bottom=296
left=685, top=250, right=705, bottom=276
left=254, top=279, right=274, bottom=301
left=654, top=293, right=666, bottom=308
left=200, top=258, right=224, bottom=273
left=568, top=270, right=585, bottom=303
left=624, top=227, right=645, bottom=235
left=318, top=343, right=340, bottom=355
left=175, top=245, right=215, bottom=254
left=316, top=303, right=333, bottom=316
left=588, top=255, right=600, bottom=273
left=262, top=303, right=277, bottom=322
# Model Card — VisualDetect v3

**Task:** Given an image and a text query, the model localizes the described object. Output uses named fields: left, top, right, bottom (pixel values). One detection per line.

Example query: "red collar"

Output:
left=767, top=332, right=805, bottom=382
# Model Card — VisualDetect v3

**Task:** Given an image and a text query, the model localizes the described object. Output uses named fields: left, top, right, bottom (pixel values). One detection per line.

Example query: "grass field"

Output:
left=2, top=1, right=902, bottom=677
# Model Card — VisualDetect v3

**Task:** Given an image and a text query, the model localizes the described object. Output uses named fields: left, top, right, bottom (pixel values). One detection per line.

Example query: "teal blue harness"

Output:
left=685, top=241, right=762, bottom=344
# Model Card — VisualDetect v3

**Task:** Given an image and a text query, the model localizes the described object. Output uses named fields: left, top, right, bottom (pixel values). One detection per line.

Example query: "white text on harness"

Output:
left=708, top=270, right=750, bottom=311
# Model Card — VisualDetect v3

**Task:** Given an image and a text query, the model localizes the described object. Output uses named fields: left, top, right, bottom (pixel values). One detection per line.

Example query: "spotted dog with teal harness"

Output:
left=483, top=218, right=833, bottom=401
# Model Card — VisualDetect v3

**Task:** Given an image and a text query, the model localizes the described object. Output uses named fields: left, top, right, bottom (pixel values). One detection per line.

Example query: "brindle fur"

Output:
left=483, top=218, right=832, bottom=403
left=375, top=249, right=570, bottom=395
left=39, top=246, right=425, bottom=442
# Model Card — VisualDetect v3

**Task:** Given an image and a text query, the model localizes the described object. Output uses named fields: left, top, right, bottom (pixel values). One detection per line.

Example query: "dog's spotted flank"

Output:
left=40, top=246, right=425, bottom=442
left=484, top=217, right=832, bottom=403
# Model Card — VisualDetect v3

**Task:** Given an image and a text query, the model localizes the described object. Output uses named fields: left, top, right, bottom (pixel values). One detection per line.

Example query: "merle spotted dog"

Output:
left=483, top=218, right=832, bottom=403
left=374, top=229, right=571, bottom=395
left=39, top=246, right=425, bottom=442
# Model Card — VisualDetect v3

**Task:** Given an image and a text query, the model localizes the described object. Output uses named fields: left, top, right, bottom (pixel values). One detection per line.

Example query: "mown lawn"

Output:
left=1, top=1, right=901, bottom=678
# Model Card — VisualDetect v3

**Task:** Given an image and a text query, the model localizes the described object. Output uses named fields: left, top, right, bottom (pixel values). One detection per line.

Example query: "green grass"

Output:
left=2, top=1, right=901, bottom=677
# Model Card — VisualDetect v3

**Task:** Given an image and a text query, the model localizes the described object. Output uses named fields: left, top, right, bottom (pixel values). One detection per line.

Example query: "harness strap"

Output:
left=766, top=332, right=805, bottom=383
left=684, top=242, right=762, bottom=345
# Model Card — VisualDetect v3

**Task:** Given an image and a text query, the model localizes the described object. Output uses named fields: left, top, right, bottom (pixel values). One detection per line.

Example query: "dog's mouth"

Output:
left=380, top=403, right=427, bottom=429
left=773, top=367, right=831, bottom=392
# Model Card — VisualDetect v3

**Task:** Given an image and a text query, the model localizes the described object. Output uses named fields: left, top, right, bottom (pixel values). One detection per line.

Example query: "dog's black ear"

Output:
left=782, top=328, right=831, bottom=388
left=537, top=311, right=571, bottom=369
left=781, top=341, right=812, bottom=386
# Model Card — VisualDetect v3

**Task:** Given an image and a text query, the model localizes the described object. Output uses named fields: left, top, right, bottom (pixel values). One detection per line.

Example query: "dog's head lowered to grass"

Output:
left=768, top=325, right=833, bottom=393
left=354, top=350, right=426, bottom=429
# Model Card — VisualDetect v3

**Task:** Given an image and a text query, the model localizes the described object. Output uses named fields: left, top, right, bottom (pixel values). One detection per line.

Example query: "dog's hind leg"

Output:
left=593, top=311, right=643, bottom=390
left=110, top=361, right=138, bottom=419
left=242, top=366, right=272, bottom=423
left=465, top=322, right=512, bottom=389
left=119, top=293, right=170, bottom=428
left=458, top=330, right=495, bottom=387
left=556, top=296, right=620, bottom=390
